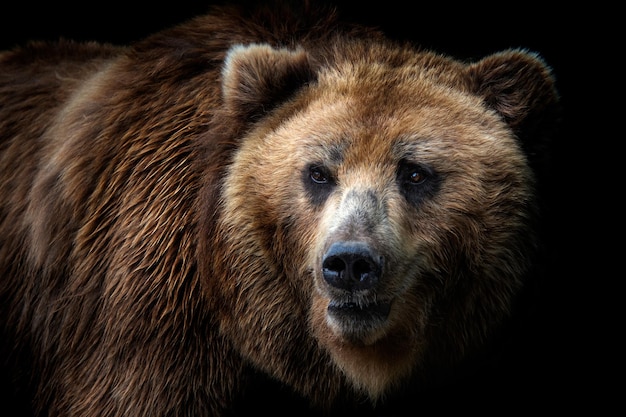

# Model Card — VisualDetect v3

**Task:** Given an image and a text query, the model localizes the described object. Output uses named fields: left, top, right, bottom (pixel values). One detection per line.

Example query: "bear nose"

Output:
left=322, top=241, right=383, bottom=292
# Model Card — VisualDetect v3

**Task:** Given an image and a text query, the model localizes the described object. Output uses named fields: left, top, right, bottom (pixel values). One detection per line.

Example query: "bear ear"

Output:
left=467, top=49, right=561, bottom=187
left=221, top=43, right=317, bottom=122
left=466, top=49, right=560, bottom=133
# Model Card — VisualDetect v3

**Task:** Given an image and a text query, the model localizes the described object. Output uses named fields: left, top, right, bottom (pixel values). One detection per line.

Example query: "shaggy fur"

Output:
left=0, top=3, right=559, bottom=416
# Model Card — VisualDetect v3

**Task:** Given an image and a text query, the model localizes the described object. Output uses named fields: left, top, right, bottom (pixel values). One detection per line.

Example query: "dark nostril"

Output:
left=353, top=258, right=374, bottom=281
left=323, top=256, right=346, bottom=273
left=322, top=256, right=346, bottom=286
left=321, top=241, right=382, bottom=291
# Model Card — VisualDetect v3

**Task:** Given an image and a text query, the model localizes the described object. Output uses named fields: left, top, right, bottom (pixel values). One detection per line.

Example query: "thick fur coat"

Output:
left=0, top=3, right=559, bottom=416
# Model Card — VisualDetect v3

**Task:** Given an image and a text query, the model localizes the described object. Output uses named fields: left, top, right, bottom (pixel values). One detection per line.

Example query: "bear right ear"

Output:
left=466, top=49, right=560, bottom=134
left=221, top=43, right=317, bottom=122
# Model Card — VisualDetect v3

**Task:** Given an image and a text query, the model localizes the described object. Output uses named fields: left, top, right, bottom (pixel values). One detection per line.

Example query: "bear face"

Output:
left=203, top=40, right=558, bottom=400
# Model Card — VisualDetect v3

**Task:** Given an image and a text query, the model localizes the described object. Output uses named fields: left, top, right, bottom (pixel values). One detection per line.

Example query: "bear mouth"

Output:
left=326, top=300, right=392, bottom=343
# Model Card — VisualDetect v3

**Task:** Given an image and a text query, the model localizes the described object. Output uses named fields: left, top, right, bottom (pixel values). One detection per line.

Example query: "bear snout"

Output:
left=320, top=241, right=392, bottom=344
left=322, top=241, right=383, bottom=293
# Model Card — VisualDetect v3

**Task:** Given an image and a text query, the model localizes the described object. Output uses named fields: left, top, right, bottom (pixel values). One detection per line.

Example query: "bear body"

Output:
left=0, top=3, right=559, bottom=416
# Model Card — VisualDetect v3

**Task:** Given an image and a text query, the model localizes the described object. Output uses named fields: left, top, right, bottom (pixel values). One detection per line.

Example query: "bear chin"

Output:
left=311, top=294, right=419, bottom=399
left=326, top=299, right=393, bottom=345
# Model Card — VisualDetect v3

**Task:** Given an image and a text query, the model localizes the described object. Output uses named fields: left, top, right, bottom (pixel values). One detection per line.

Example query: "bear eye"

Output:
left=303, top=164, right=335, bottom=205
left=397, top=160, right=439, bottom=205
left=408, top=169, right=427, bottom=185
left=400, top=163, right=430, bottom=186
left=309, top=165, right=332, bottom=184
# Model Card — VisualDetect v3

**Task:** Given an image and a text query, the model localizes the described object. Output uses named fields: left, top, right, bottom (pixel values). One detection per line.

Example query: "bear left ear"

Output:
left=466, top=49, right=560, bottom=133
left=221, top=43, right=317, bottom=122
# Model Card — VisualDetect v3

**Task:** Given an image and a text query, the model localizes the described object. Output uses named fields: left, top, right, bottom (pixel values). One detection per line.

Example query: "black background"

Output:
left=0, top=0, right=610, bottom=414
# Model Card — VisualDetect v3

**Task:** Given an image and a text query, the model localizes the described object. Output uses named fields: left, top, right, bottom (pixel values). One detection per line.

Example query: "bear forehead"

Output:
left=285, top=57, right=504, bottom=140
left=317, top=61, right=483, bottom=118
left=268, top=73, right=515, bottom=169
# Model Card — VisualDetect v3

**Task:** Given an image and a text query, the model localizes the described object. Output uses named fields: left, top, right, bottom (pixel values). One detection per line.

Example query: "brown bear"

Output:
left=0, top=2, right=560, bottom=416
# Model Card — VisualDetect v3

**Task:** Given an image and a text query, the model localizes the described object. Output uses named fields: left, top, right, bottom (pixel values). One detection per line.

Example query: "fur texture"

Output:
left=0, top=3, right=559, bottom=416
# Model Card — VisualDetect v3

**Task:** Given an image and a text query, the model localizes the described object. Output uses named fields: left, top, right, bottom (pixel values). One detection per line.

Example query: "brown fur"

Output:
left=0, top=3, right=559, bottom=416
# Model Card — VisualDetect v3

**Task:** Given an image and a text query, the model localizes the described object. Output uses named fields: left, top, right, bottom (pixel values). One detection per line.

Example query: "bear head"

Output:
left=200, top=39, right=558, bottom=402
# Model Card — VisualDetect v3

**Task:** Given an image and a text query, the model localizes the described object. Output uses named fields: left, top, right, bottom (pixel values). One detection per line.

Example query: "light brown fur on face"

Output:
left=1, top=3, right=559, bottom=416
left=218, top=44, right=545, bottom=399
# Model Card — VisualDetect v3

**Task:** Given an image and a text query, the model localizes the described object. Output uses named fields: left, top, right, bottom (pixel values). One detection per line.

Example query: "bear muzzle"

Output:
left=320, top=241, right=393, bottom=342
